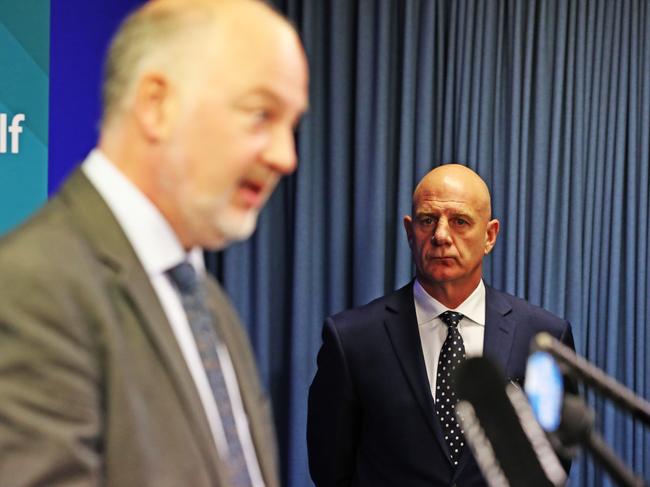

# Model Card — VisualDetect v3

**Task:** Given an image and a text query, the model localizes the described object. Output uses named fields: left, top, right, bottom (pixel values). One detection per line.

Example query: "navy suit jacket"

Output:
left=307, top=281, right=575, bottom=487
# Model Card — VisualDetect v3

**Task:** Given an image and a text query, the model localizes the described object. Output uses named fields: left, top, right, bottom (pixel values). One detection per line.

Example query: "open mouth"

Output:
left=238, top=179, right=265, bottom=208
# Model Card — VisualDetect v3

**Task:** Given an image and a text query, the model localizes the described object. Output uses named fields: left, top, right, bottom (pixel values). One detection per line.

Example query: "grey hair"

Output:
left=100, top=2, right=217, bottom=128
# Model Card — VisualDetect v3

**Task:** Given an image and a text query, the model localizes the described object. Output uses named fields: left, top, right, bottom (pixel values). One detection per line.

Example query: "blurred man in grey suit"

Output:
left=0, top=1, right=308, bottom=485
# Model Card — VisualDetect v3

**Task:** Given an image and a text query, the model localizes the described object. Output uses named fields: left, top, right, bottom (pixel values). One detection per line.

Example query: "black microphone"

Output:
left=455, top=356, right=567, bottom=487
left=532, top=332, right=650, bottom=426
left=555, top=394, right=647, bottom=487
left=528, top=334, right=648, bottom=487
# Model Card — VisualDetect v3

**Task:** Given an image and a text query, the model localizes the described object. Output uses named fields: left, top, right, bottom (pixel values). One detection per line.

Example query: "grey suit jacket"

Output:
left=0, top=169, right=279, bottom=487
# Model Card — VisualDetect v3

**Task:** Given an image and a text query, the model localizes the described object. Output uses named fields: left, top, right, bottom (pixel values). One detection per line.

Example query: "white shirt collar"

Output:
left=81, top=149, right=204, bottom=275
left=413, top=278, right=486, bottom=327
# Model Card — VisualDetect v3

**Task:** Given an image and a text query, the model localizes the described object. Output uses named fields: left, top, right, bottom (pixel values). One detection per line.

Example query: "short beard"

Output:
left=213, top=206, right=258, bottom=244
left=158, top=155, right=261, bottom=249
left=188, top=190, right=260, bottom=250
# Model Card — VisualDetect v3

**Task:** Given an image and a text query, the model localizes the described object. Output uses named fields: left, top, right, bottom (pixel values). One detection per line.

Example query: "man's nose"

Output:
left=432, top=218, right=451, bottom=244
left=262, top=126, right=297, bottom=175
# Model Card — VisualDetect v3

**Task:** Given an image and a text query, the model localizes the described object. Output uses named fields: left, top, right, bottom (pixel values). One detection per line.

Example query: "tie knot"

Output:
left=439, top=310, right=464, bottom=328
left=167, top=261, right=198, bottom=294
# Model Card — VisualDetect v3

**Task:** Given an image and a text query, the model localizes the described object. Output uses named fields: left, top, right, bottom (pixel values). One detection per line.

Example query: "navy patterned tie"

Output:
left=435, top=310, right=466, bottom=466
left=168, top=262, right=253, bottom=487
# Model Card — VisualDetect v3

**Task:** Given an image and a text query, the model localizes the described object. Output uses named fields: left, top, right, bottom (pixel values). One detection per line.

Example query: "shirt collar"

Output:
left=413, top=278, right=486, bottom=327
left=81, top=149, right=204, bottom=275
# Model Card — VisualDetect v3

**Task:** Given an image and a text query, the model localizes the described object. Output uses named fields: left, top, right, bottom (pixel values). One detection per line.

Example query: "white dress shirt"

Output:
left=414, top=279, right=486, bottom=401
left=82, top=149, right=264, bottom=486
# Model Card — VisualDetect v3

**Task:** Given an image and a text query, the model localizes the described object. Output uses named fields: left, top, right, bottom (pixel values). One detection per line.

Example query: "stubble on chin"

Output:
left=213, top=206, right=258, bottom=243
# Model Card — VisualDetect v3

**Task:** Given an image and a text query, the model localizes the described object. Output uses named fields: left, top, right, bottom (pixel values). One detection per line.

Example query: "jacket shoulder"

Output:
left=487, top=286, right=569, bottom=331
left=327, top=282, right=413, bottom=332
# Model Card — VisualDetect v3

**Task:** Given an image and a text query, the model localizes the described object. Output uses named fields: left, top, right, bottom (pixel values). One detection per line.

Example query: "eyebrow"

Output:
left=416, top=209, right=475, bottom=220
left=238, top=88, right=308, bottom=118
left=237, top=88, right=278, bottom=104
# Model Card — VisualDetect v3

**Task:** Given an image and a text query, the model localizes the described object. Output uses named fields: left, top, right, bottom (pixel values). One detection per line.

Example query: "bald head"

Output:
left=404, top=164, right=500, bottom=306
left=101, top=0, right=301, bottom=129
left=413, top=164, right=493, bottom=221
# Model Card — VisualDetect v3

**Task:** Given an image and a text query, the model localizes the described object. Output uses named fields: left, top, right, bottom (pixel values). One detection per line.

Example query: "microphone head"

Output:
left=557, top=394, right=594, bottom=446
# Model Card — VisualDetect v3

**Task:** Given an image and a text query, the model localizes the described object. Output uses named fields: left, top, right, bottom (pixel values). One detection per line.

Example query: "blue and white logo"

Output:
left=0, top=2, right=50, bottom=234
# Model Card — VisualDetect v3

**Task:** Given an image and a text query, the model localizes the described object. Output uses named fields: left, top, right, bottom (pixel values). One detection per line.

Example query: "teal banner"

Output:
left=0, top=1, right=50, bottom=235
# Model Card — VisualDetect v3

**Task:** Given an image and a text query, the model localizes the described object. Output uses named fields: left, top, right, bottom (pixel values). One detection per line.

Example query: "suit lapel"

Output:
left=483, top=286, right=516, bottom=379
left=454, top=286, right=517, bottom=477
left=114, top=266, right=226, bottom=485
left=205, top=278, right=279, bottom=487
left=382, top=282, right=451, bottom=460
left=60, top=169, right=224, bottom=485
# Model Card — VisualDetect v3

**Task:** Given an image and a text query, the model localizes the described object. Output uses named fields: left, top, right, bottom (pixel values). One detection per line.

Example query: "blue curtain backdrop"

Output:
left=207, top=1, right=650, bottom=486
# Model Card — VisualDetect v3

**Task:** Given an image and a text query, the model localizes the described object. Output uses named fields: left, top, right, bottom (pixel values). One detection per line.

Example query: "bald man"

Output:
left=0, top=1, right=307, bottom=486
left=307, top=165, right=575, bottom=486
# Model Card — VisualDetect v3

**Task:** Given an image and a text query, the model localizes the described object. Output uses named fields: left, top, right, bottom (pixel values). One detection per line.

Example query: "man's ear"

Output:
left=403, top=215, right=414, bottom=248
left=484, top=218, right=500, bottom=255
left=132, top=72, right=178, bottom=142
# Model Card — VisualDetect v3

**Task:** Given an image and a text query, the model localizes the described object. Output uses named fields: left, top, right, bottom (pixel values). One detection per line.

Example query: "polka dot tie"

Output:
left=435, top=310, right=466, bottom=466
